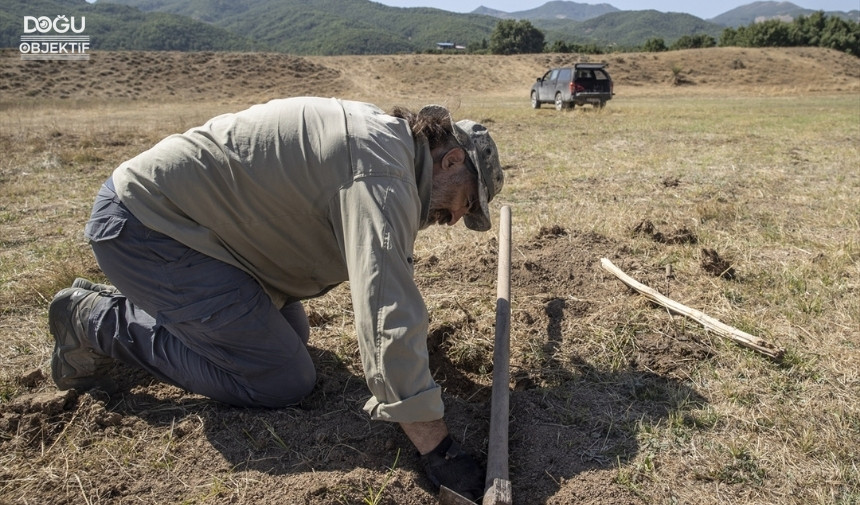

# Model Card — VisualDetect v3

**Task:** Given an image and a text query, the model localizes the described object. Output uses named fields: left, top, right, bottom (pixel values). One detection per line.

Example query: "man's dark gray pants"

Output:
left=82, top=178, right=316, bottom=407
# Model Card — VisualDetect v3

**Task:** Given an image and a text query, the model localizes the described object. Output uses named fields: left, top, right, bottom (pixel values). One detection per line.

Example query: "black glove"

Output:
left=420, top=435, right=485, bottom=501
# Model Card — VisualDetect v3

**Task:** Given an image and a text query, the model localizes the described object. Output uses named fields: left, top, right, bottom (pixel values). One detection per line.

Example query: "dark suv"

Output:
left=531, top=63, right=614, bottom=110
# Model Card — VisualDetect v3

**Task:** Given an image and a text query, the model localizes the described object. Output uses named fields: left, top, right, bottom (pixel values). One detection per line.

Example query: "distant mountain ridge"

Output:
left=543, top=10, right=724, bottom=47
left=475, top=1, right=859, bottom=27
left=711, top=1, right=859, bottom=26
left=473, top=1, right=618, bottom=21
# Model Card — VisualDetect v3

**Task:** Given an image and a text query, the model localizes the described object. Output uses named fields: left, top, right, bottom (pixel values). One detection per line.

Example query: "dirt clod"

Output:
left=16, top=368, right=45, bottom=388
left=9, top=389, right=77, bottom=415
left=700, top=248, right=736, bottom=279
left=662, top=176, right=681, bottom=187
left=633, top=219, right=697, bottom=245
left=537, top=225, right=568, bottom=238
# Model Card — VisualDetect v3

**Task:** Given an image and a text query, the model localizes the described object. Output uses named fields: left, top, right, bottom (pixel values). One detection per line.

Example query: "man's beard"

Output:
left=424, top=167, right=472, bottom=228
left=426, top=208, right=453, bottom=227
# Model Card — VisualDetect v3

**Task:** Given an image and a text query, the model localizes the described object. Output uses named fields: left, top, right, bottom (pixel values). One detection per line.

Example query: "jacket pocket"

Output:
left=84, top=215, right=126, bottom=243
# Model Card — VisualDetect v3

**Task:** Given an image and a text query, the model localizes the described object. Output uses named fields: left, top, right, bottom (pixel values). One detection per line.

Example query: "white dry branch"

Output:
left=600, top=258, right=785, bottom=360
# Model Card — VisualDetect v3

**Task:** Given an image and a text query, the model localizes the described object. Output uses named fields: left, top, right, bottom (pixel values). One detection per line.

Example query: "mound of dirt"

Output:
left=0, top=50, right=344, bottom=102
left=1, top=46, right=857, bottom=104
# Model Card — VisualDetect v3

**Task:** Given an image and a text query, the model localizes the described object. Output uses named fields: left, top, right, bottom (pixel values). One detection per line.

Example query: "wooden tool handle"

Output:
left=484, top=206, right=513, bottom=505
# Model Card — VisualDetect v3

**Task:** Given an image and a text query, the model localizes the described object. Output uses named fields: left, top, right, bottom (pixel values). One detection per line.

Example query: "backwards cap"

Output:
left=452, top=119, right=504, bottom=231
left=418, top=105, right=504, bottom=232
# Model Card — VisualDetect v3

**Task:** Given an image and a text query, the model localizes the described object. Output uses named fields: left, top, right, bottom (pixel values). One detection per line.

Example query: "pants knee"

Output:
left=280, top=302, right=310, bottom=346
left=245, top=363, right=317, bottom=408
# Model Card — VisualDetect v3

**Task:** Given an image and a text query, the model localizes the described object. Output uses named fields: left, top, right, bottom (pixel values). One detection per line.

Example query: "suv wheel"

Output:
left=554, top=93, right=565, bottom=111
left=531, top=91, right=540, bottom=109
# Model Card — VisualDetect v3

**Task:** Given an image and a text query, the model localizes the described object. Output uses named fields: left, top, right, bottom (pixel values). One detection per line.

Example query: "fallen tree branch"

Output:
left=600, top=258, right=784, bottom=360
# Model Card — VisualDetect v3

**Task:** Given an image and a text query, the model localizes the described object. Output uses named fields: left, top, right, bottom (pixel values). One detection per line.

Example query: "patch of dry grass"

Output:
left=413, top=91, right=859, bottom=504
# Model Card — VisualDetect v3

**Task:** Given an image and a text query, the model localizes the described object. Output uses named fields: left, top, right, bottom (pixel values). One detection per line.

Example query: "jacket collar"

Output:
left=414, top=136, right=433, bottom=229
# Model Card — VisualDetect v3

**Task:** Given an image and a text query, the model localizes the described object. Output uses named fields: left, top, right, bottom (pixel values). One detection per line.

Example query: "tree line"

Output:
left=487, top=12, right=859, bottom=56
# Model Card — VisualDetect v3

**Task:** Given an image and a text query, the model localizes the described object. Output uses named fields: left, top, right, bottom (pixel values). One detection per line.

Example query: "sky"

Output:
left=372, top=1, right=859, bottom=20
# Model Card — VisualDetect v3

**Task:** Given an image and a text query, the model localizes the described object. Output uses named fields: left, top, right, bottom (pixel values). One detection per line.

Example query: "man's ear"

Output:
left=441, top=147, right=467, bottom=170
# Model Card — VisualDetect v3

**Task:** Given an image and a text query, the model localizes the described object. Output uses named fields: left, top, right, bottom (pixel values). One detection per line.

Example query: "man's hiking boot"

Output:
left=49, top=287, right=114, bottom=391
left=72, top=277, right=119, bottom=294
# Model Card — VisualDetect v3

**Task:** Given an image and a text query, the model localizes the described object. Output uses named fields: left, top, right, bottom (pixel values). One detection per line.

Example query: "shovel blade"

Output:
left=439, top=486, right=475, bottom=505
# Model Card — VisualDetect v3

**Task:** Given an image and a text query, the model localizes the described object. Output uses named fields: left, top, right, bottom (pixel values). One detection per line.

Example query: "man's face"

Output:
left=426, top=148, right=479, bottom=227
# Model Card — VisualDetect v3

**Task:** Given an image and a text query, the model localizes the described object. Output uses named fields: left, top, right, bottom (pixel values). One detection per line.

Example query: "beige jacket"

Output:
left=112, top=97, right=441, bottom=422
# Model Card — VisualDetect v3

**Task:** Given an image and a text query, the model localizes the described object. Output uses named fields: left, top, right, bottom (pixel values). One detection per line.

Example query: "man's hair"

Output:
left=391, top=106, right=459, bottom=154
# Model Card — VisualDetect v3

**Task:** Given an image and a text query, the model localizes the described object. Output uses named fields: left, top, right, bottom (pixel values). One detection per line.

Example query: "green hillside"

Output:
left=478, top=0, right=619, bottom=21
left=537, top=10, right=724, bottom=48
left=100, top=0, right=499, bottom=54
left=100, top=0, right=728, bottom=53
left=711, top=1, right=860, bottom=27
left=0, top=0, right=261, bottom=51
left=2, top=0, right=734, bottom=54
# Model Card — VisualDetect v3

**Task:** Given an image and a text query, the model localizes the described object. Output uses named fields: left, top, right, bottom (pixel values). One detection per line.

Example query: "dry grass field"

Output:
left=1, top=46, right=858, bottom=505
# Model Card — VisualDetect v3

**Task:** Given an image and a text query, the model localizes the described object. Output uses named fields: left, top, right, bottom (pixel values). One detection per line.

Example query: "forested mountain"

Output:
left=94, top=0, right=724, bottom=53
left=2, top=0, right=857, bottom=54
left=711, top=1, right=860, bottom=27
left=539, top=10, right=724, bottom=47
left=0, top=0, right=261, bottom=51
left=96, top=0, right=499, bottom=54
left=473, top=1, right=618, bottom=21
left=478, top=1, right=859, bottom=26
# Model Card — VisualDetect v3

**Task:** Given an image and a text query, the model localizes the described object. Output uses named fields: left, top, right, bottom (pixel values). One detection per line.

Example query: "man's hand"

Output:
left=420, top=435, right=485, bottom=501
left=400, top=419, right=485, bottom=500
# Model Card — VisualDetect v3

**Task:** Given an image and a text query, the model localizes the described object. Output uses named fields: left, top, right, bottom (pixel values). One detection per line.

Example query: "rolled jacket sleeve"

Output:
left=337, top=175, right=443, bottom=423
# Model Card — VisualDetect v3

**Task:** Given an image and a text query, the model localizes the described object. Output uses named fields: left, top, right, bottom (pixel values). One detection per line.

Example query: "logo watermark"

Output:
left=20, top=15, right=90, bottom=61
